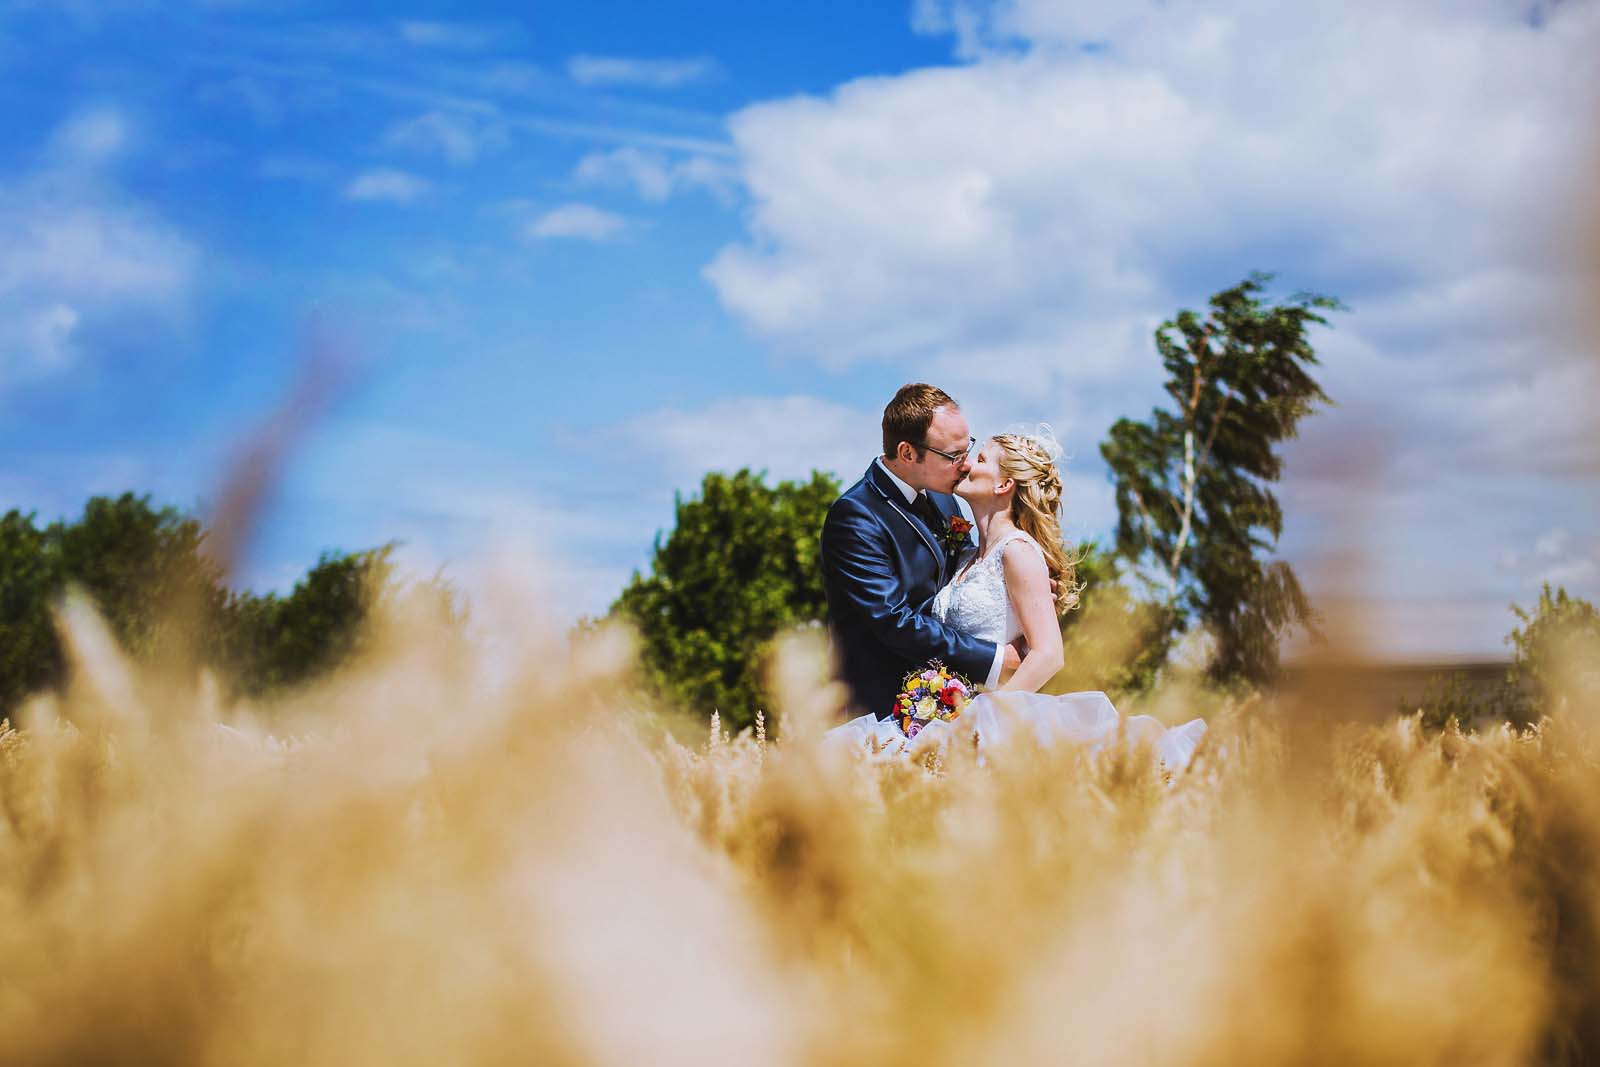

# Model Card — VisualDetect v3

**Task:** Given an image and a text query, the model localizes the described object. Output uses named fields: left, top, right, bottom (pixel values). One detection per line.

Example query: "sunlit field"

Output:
left=7, top=4, right=1600, bottom=1065
left=2, top=586, right=1598, bottom=1067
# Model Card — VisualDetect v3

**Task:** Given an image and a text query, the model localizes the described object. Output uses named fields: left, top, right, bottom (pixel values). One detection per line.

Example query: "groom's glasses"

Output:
left=919, top=437, right=977, bottom=463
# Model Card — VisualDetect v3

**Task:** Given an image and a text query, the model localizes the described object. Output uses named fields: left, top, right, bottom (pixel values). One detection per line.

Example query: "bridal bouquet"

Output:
left=893, top=662, right=974, bottom=738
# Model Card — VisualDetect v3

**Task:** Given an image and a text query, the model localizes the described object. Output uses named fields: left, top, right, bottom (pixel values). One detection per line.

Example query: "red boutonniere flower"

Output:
left=941, top=514, right=974, bottom=554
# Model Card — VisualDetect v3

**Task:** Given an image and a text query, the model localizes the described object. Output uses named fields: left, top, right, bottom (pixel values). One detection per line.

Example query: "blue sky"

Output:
left=2, top=0, right=1597, bottom=660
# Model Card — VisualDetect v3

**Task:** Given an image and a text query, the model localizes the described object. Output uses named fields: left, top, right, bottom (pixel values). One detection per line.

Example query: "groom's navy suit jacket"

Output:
left=820, top=462, right=998, bottom=718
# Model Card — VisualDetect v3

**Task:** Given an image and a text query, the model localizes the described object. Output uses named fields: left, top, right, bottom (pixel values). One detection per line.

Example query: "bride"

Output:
left=830, top=428, right=1206, bottom=769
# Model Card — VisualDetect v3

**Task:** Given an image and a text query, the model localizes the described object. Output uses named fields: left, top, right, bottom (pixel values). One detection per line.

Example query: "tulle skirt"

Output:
left=825, top=690, right=1207, bottom=771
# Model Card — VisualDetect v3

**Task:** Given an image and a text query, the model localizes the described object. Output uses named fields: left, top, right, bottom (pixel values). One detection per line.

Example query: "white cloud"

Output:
left=386, top=110, right=507, bottom=166
left=525, top=203, right=628, bottom=242
left=708, top=3, right=1597, bottom=368
left=1502, top=527, right=1600, bottom=594
left=4, top=201, right=193, bottom=299
left=397, top=20, right=501, bottom=51
left=1536, top=528, right=1570, bottom=559
left=343, top=168, right=433, bottom=204
left=619, top=394, right=879, bottom=488
left=196, top=42, right=731, bottom=159
left=0, top=112, right=198, bottom=379
left=697, top=0, right=1600, bottom=657
left=577, top=149, right=672, bottom=201
left=49, top=107, right=128, bottom=163
left=1536, top=558, right=1599, bottom=589
left=566, top=54, right=719, bottom=89
left=22, top=304, right=79, bottom=369
left=573, top=147, right=736, bottom=203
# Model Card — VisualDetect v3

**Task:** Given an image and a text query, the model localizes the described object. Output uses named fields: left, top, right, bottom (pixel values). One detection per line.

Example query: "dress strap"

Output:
left=994, top=529, right=1044, bottom=561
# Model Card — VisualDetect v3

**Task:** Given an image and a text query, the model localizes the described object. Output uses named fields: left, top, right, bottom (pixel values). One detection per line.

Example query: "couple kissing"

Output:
left=819, top=382, right=1205, bottom=765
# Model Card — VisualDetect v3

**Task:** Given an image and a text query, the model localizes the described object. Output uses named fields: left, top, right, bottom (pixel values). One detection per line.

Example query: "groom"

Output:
left=820, top=383, right=1017, bottom=718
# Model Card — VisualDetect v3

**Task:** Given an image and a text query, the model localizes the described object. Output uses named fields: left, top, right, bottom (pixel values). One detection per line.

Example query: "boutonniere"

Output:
left=940, top=514, right=974, bottom=554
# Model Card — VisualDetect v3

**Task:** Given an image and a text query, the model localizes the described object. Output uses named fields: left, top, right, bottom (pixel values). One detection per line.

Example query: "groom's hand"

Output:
left=1002, top=641, right=1024, bottom=672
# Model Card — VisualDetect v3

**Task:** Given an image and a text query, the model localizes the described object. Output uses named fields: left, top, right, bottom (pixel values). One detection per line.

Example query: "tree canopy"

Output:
left=1100, top=273, right=1341, bottom=686
left=1508, top=583, right=1600, bottom=719
left=0, top=494, right=395, bottom=716
left=610, top=469, right=838, bottom=730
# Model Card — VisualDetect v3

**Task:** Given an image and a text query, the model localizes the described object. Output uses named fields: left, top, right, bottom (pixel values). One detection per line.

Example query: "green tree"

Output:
left=1, top=494, right=226, bottom=711
left=49, top=493, right=227, bottom=663
left=1507, top=583, right=1600, bottom=719
left=1403, top=587, right=1600, bottom=732
left=1402, top=671, right=1504, bottom=733
left=214, top=546, right=397, bottom=698
left=0, top=511, right=61, bottom=712
left=1049, top=542, right=1182, bottom=697
left=0, top=495, right=399, bottom=714
left=1100, top=274, right=1341, bottom=687
left=611, top=469, right=839, bottom=730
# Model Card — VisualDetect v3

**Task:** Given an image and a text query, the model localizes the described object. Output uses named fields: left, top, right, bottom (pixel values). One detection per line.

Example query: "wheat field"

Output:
left=0, top=583, right=1597, bottom=1067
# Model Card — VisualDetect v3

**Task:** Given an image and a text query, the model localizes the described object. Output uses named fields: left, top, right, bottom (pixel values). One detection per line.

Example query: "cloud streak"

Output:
left=343, top=168, right=433, bottom=204
left=396, top=20, right=503, bottom=51
left=573, top=146, right=736, bottom=202
left=566, top=54, right=720, bottom=89
left=525, top=203, right=629, bottom=242
left=185, top=51, right=734, bottom=158
left=386, top=110, right=508, bottom=166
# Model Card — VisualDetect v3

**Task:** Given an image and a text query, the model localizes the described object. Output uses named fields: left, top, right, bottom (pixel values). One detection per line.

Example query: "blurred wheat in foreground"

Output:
left=1, top=590, right=1598, bottom=1067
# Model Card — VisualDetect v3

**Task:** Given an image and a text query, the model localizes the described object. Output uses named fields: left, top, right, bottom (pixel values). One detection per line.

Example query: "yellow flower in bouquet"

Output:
left=893, top=661, right=975, bottom=738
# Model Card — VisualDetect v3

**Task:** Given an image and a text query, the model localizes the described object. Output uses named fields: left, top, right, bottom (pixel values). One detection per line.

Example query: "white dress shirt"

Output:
left=875, top=458, right=1004, bottom=688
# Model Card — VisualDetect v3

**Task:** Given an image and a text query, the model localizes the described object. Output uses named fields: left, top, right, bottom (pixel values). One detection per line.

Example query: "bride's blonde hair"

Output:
left=991, top=432, right=1081, bottom=617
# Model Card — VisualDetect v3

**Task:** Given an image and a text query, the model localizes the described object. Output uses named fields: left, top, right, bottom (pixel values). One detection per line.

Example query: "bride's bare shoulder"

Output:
left=1001, top=530, right=1045, bottom=558
left=1000, top=532, right=1048, bottom=579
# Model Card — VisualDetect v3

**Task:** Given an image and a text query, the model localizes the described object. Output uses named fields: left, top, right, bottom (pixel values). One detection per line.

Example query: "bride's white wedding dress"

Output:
left=828, top=529, right=1207, bottom=769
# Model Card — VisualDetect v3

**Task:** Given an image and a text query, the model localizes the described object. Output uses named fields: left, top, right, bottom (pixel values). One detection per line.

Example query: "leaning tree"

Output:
left=1100, top=273, right=1342, bottom=686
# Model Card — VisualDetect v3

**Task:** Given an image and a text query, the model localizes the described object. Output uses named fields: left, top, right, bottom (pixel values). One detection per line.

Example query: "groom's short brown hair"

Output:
left=882, top=383, right=957, bottom=457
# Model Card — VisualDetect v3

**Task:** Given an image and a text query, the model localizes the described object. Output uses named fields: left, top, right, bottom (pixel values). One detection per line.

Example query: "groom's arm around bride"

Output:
left=819, top=384, right=1009, bottom=719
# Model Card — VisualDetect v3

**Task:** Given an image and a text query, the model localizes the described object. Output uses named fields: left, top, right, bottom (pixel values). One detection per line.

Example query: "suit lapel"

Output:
left=864, top=463, right=945, bottom=578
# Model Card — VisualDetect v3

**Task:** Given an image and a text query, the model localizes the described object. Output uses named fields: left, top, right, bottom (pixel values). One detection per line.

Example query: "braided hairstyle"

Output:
left=991, top=432, right=1081, bottom=617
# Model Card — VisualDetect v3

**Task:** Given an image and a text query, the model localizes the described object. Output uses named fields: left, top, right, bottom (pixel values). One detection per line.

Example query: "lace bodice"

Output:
left=930, top=530, right=1043, bottom=645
